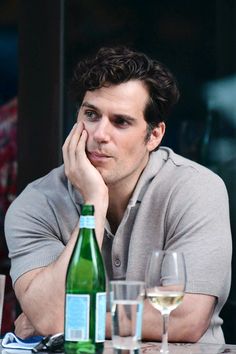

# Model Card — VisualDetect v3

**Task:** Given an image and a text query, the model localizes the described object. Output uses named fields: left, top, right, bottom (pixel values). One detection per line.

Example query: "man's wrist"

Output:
left=84, top=188, right=109, bottom=210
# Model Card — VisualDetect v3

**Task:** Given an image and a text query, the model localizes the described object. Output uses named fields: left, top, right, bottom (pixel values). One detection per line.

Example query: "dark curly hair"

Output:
left=70, top=46, right=180, bottom=127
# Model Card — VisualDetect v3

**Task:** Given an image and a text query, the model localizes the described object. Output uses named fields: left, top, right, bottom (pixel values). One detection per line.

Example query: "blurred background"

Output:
left=0, top=0, right=235, bottom=343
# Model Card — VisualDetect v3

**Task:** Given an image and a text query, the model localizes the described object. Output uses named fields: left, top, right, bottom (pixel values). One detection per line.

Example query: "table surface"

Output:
left=1, top=340, right=236, bottom=354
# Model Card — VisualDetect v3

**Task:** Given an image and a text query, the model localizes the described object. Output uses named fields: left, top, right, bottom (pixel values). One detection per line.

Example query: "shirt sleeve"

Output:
left=4, top=185, right=67, bottom=284
left=164, top=171, right=232, bottom=299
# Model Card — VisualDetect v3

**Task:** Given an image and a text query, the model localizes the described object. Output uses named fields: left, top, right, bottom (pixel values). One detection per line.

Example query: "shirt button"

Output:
left=114, top=258, right=121, bottom=267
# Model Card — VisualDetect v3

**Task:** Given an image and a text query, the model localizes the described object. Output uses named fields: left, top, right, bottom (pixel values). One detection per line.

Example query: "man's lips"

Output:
left=87, top=151, right=112, bottom=162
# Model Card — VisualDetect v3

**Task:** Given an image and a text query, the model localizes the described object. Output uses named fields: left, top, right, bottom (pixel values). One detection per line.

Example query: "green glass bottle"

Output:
left=64, top=205, right=106, bottom=354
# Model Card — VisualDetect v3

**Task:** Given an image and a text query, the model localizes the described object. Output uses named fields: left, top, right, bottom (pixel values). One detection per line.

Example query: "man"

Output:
left=5, top=46, right=232, bottom=343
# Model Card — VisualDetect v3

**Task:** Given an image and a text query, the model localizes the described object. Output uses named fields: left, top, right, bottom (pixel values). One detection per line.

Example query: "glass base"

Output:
left=112, top=336, right=140, bottom=350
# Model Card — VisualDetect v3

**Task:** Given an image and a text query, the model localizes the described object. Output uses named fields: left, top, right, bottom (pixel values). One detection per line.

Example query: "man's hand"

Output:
left=14, top=312, right=38, bottom=339
left=62, top=121, right=108, bottom=247
left=62, top=122, right=108, bottom=206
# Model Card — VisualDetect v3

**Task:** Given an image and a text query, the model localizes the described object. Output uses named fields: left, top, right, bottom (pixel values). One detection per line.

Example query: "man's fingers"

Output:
left=63, top=122, right=85, bottom=167
left=63, top=122, right=90, bottom=183
left=63, top=123, right=77, bottom=149
left=77, top=129, right=88, bottom=153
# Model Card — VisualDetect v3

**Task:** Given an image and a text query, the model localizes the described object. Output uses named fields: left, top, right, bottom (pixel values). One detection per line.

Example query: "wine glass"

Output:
left=145, top=250, right=186, bottom=353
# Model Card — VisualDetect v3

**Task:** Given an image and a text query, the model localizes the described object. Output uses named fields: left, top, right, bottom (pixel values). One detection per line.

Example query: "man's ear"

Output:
left=147, top=122, right=166, bottom=152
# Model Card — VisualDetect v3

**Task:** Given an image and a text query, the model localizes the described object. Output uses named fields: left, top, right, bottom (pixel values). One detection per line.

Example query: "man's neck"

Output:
left=106, top=168, right=145, bottom=234
left=107, top=185, right=132, bottom=235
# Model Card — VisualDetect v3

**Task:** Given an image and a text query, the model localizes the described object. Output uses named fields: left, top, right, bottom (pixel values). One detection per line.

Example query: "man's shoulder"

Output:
left=27, top=165, right=67, bottom=192
left=133, top=147, right=226, bottom=205
left=13, top=165, right=70, bottom=208
left=149, top=147, right=227, bottom=196
left=155, top=147, right=223, bottom=181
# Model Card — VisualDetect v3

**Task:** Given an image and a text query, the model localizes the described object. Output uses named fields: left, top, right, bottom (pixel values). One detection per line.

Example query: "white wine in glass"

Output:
left=145, top=251, right=186, bottom=353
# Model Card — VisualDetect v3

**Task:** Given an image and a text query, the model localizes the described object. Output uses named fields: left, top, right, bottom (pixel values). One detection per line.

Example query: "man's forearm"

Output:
left=142, top=295, right=215, bottom=343
left=15, top=198, right=108, bottom=336
left=106, top=295, right=215, bottom=343
left=15, top=230, right=78, bottom=335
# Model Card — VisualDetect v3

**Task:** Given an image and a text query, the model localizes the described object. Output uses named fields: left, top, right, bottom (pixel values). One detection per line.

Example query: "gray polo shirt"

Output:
left=5, top=147, right=232, bottom=344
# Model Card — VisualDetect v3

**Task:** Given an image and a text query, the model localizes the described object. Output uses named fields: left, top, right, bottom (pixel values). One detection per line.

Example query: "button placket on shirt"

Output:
left=111, top=203, right=140, bottom=279
left=114, top=257, right=121, bottom=267
left=112, top=232, right=125, bottom=278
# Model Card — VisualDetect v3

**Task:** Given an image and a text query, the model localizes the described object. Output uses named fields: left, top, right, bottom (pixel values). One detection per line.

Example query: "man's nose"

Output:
left=93, top=118, right=111, bottom=143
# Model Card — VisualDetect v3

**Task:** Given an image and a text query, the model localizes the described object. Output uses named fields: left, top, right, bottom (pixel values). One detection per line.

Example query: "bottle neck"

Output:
left=79, top=215, right=95, bottom=229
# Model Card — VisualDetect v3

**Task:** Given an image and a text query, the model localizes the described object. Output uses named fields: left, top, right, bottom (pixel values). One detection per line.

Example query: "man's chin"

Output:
left=95, top=166, right=107, bottom=179
left=97, top=170, right=113, bottom=185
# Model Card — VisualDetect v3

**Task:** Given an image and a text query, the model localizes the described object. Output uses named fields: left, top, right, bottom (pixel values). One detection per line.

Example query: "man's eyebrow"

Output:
left=81, top=101, right=137, bottom=122
left=81, top=102, right=100, bottom=112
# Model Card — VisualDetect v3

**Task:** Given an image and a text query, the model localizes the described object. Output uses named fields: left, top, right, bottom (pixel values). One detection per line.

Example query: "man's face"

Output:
left=77, top=80, right=164, bottom=187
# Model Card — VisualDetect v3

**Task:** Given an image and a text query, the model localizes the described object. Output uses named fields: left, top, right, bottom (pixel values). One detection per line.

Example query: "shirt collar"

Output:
left=128, top=148, right=167, bottom=206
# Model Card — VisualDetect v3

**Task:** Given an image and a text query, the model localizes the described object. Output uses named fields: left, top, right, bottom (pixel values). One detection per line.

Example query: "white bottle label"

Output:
left=79, top=215, right=95, bottom=229
left=65, top=292, right=106, bottom=343
left=135, top=302, right=143, bottom=340
left=65, top=294, right=90, bottom=341
left=95, top=292, right=106, bottom=342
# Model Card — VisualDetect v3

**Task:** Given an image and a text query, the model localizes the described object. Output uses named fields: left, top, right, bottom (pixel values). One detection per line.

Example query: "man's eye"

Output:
left=114, top=117, right=129, bottom=127
left=85, top=110, right=97, bottom=120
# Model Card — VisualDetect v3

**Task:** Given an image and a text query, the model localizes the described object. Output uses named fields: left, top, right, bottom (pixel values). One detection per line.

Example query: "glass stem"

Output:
left=161, top=313, right=169, bottom=353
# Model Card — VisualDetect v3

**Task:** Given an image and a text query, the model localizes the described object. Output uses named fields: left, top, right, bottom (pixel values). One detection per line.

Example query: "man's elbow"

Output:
left=34, top=317, right=64, bottom=337
left=175, top=318, right=210, bottom=343
left=23, top=300, right=64, bottom=336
